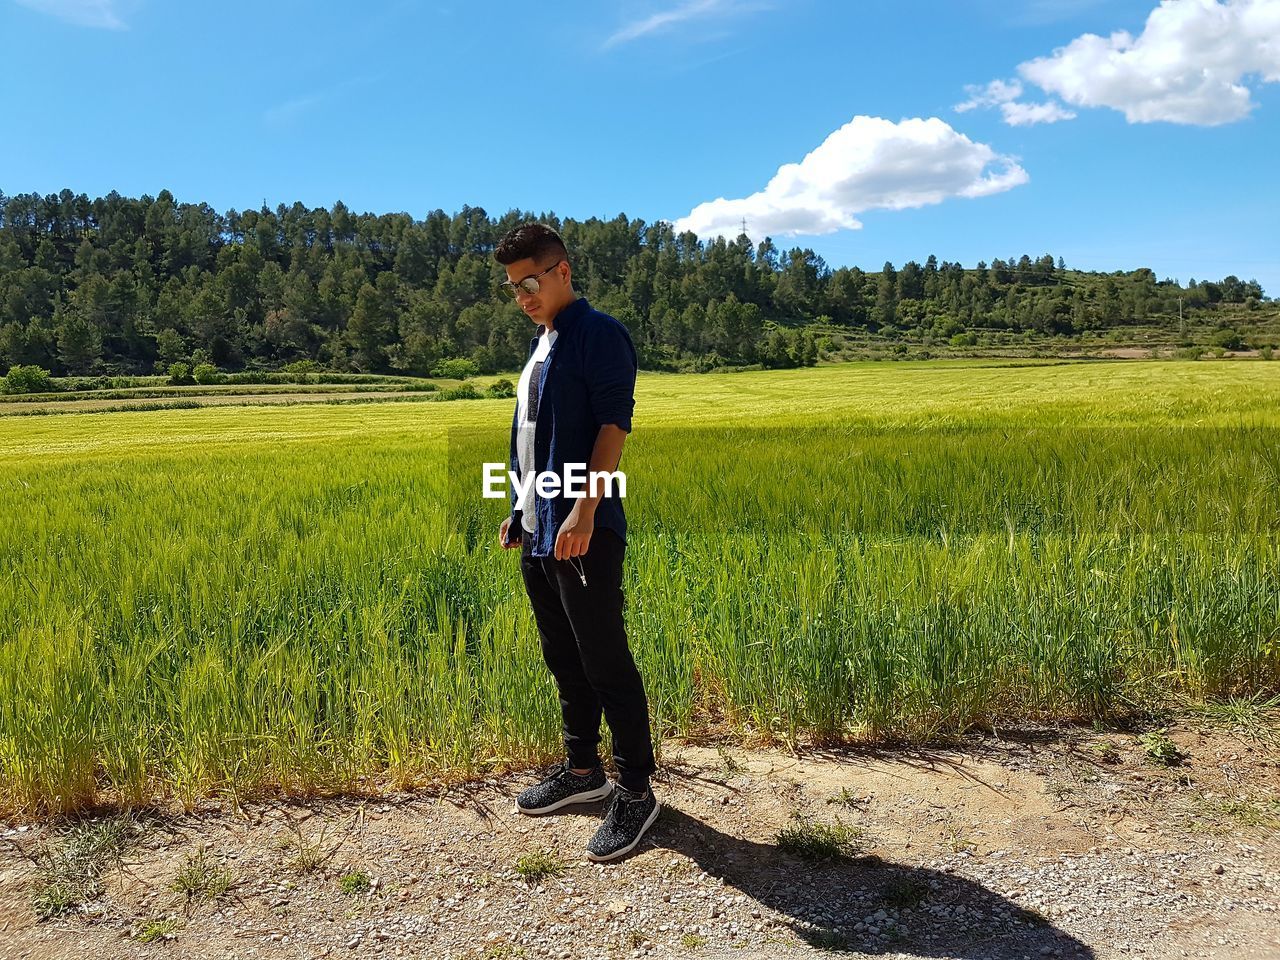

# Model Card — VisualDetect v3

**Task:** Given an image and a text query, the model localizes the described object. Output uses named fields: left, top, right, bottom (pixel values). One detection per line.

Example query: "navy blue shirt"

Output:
left=503, top=296, right=637, bottom=557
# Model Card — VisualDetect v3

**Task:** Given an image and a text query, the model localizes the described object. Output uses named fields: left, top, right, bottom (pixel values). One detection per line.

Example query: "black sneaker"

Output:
left=515, top=761, right=612, bottom=815
left=586, top=784, right=661, bottom=861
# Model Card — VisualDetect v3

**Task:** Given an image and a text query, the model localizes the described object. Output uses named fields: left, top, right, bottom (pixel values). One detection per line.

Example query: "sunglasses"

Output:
left=497, top=260, right=565, bottom=300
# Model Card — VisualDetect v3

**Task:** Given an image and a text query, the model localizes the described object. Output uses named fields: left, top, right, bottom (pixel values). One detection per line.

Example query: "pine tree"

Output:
left=55, top=298, right=103, bottom=373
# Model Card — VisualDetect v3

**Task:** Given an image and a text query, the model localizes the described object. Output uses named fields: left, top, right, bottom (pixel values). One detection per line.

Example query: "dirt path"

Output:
left=2, top=722, right=1278, bottom=960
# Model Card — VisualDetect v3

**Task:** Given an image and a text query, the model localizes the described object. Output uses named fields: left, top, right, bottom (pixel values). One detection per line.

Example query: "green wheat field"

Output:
left=3, top=359, right=1279, bottom=816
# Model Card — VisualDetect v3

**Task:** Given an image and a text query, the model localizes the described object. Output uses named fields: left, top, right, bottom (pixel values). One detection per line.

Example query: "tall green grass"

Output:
left=1, top=360, right=1278, bottom=815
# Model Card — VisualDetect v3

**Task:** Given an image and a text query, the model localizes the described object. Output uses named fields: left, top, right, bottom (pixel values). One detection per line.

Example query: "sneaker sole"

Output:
left=515, top=780, right=614, bottom=815
left=585, top=799, right=662, bottom=862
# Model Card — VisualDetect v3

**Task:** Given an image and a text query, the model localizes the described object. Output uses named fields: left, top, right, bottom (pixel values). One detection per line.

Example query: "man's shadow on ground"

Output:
left=638, top=804, right=1093, bottom=959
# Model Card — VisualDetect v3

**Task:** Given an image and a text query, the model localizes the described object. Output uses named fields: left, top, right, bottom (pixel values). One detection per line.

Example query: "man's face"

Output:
left=504, top=257, right=570, bottom=326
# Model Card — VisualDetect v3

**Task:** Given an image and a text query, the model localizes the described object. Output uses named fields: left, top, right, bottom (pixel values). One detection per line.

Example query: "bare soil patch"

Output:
left=2, top=722, right=1277, bottom=960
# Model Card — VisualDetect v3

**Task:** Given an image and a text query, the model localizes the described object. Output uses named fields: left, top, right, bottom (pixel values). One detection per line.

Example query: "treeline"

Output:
left=0, top=189, right=1267, bottom=377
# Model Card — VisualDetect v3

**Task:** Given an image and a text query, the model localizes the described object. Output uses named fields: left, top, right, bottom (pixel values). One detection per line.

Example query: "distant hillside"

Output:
left=0, top=189, right=1273, bottom=377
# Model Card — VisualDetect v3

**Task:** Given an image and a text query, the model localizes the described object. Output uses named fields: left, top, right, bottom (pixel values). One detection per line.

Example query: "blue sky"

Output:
left=2, top=0, right=1277, bottom=294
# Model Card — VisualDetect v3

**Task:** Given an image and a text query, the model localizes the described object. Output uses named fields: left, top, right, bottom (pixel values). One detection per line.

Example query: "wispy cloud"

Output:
left=955, top=78, right=1026, bottom=112
left=261, top=75, right=382, bottom=128
left=668, top=43, right=750, bottom=73
left=15, top=0, right=128, bottom=29
left=955, top=78, right=1077, bottom=126
left=262, top=95, right=324, bottom=127
left=602, top=0, right=767, bottom=49
left=1000, top=99, right=1078, bottom=126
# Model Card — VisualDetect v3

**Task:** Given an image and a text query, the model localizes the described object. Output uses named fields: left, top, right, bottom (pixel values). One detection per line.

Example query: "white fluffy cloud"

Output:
left=670, top=116, right=1028, bottom=240
left=1020, top=0, right=1280, bottom=124
left=962, top=0, right=1280, bottom=126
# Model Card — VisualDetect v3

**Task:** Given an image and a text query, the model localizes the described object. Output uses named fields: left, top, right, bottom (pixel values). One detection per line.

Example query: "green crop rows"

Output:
left=2, top=359, right=1277, bottom=815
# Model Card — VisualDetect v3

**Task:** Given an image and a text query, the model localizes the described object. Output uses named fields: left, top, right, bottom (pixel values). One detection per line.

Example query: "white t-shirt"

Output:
left=515, top=327, right=557, bottom=533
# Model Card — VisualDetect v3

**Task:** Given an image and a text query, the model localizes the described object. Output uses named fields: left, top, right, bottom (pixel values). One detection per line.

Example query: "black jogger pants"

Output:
left=519, top=526, right=656, bottom=790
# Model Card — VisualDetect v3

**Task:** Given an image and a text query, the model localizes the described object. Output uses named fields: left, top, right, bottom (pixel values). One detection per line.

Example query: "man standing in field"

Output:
left=494, top=222, right=660, bottom=862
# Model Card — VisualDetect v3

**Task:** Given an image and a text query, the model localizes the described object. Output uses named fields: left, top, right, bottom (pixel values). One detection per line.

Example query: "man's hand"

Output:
left=554, top=500, right=595, bottom=560
left=499, top=515, right=521, bottom=549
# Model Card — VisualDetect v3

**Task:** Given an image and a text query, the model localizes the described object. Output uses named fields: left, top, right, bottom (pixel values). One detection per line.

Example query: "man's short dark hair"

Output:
left=494, top=222, right=569, bottom=267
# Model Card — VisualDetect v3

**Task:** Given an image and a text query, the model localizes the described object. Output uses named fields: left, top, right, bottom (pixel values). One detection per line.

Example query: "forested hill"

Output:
left=0, top=189, right=1269, bottom=378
